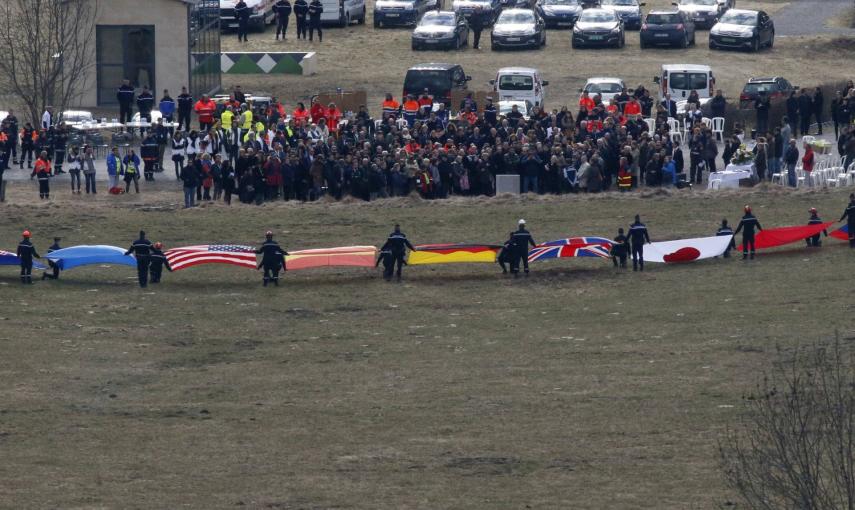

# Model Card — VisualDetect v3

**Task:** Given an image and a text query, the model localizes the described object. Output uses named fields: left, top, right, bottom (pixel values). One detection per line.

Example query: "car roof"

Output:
left=423, top=10, right=456, bottom=15
left=662, top=64, right=712, bottom=72
left=586, top=77, right=624, bottom=83
left=747, top=77, right=781, bottom=83
left=408, top=63, right=458, bottom=71
left=500, top=8, right=536, bottom=14
left=725, top=9, right=759, bottom=15
left=497, top=67, right=539, bottom=74
left=580, top=8, right=612, bottom=14
left=648, top=10, right=680, bottom=15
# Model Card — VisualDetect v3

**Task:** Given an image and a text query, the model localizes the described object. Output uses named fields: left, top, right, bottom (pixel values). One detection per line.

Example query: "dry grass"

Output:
left=220, top=0, right=855, bottom=114
left=2, top=182, right=855, bottom=508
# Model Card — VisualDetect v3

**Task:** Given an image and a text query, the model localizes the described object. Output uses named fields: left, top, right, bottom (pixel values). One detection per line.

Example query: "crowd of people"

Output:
left=3, top=80, right=855, bottom=205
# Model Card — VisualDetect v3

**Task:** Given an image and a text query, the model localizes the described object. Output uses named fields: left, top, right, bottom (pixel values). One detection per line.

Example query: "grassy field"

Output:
left=2, top=183, right=855, bottom=508
left=220, top=0, right=855, bottom=115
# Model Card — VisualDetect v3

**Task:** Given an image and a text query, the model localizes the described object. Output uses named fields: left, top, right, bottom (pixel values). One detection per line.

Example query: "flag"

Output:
left=528, top=237, right=614, bottom=262
left=736, top=222, right=835, bottom=251
left=46, top=245, right=136, bottom=270
left=830, top=225, right=850, bottom=241
left=644, top=235, right=733, bottom=263
left=285, top=246, right=377, bottom=271
left=165, top=244, right=257, bottom=271
left=407, top=244, right=502, bottom=265
left=0, top=250, right=46, bottom=270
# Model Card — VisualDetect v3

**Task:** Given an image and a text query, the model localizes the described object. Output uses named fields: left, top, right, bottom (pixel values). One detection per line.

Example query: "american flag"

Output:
left=528, top=237, right=614, bottom=262
left=164, top=244, right=257, bottom=271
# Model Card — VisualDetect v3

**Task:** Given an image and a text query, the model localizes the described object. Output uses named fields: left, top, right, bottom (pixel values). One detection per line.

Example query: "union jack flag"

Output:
left=528, top=237, right=614, bottom=262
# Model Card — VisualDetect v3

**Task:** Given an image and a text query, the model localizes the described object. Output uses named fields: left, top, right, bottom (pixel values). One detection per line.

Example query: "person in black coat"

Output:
left=382, top=224, right=415, bottom=281
left=497, top=232, right=514, bottom=274
left=716, top=219, right=735, bottom=258
left=805, top=208, right=828, bottom=248
left=510, top=219, right=536, bottom=277
left=798, top=89, right=813, bottom=137
left=710, top=89, right=727, bottom=118
left=149, top=242, right=173, bottom=283
left=136, top=85, right=154, bottom=135
left=42, top=237, right=62, bottom=280
left=734, top=205, right=763, bottom=260
left=235, top=0, right=251, bottom=42
left=839, top=194, right=855, bottom=248
left=308, top=0, right=323, bottom=42
left=125, top=230, right=153, bottom=288
left=611, top=228, right=629, bottom=268
left=470, top=7, right=486, bottom=49
left=754, top=91, right=770, bottom=136
left=117, top=79, right=135, bottom=125
left=294, top=0, right=309, bottom=39
left=627, top=215, right=651, bottom=271
left=17, top=230, right=40, bottom=284
left=375, top=243, right=394, bottom=280
left=256, top=231, right=288, bottom=286
left=786, top=91, right=800, bottom=137
left=275, top=0, right=292, bottom=40
left=812, top=87, right=824, bottom=135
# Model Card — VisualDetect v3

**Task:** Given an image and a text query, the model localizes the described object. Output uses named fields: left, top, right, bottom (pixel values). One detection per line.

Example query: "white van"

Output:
left=321, top=0, right=367, bottom=26
left=654, top=64, right=716, bottom=110
left=490, top=67, right=548, bottom=108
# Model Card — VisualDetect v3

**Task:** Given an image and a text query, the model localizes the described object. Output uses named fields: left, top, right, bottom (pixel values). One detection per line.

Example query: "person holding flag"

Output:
left=256, top=231, right=288, bottom=287
left=716, top=219, right=736, bottom=258
left=734, top=205, right=763, bottom=260
left=511, top=219, right=537, bottom=277
left=382, top=224, right=415, bottom=282
left=375, top=243, right=394, bottom=281
left=611, top=228, right=629, bottom=269
left=840, top=194, right=855, bottom=248
left=17, top=230, right=40, bottom=284
left=497, top=232, right=514, bottom=275
left=42, top=237, right=62, bottom=280
left=627, top=215, right=651, bottom=271
left=805, top=208, right=828, bottom=248
left=149, top=242, right=173, bottom=284
left=124, top=231, right=153, bottom=288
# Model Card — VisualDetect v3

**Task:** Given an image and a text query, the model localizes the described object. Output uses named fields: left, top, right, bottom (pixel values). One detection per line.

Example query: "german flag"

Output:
left=408, top=244, right=502, bottom=265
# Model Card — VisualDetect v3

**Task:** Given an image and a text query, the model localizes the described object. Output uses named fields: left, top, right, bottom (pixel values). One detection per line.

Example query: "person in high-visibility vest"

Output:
left=381, top=93, right=399, bottom=120
left=617, top=157, right=632, bottom=192
left=579, top=91, right=595, bottom=112
left=402, top=95, right=419, bottom=127
left=194, top=94, right=217, bottom=132
left=31, top=151, right=52, bottom=199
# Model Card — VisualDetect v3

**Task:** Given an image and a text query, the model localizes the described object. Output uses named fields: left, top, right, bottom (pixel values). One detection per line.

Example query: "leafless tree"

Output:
left=0, top=0, right=99, bottom=124
left=720, top=336, right=855, bottom=510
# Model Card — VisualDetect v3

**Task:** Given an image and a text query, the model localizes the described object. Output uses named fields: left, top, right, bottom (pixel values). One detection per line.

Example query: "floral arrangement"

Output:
left=731, top=144, right=754, bottom=165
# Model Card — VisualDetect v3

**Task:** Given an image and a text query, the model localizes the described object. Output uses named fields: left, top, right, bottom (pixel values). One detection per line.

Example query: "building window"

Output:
left=96, top=26, right=156, bottom=106
left=189, top=2, right=221, bottom=99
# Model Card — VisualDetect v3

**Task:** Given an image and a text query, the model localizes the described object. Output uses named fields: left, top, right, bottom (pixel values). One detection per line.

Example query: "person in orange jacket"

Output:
left=325, top=103, right=342, bottom=132
left=579, top=91, right=595, bottom=112
left=310, top=99, right=326, bottom=124
left=292, top=102, right=310, bottom=126
left=381, top=93, right=400, bottom=120
left=194, top=94, right=217, bottom=132
left=31, top=150, right=52, bottom=199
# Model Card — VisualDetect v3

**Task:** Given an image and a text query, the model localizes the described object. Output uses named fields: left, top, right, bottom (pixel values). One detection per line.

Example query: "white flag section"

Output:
left=645, top=235, right=733, bottom=263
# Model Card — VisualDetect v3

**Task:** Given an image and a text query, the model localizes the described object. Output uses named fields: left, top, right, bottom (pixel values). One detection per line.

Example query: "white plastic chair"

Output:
left=395, top=117, right=407, bottom=130
left=642, top=117, right=655, bottom=133
left=683, top=118, right=692, bottom=137
left=709, top=179, right=722, bottom=190
left=667, top=118, right=684, bottom=145
left=802, top=135, right=816, bottom=145
left=770, top=172, right=784, bottom=185
left=711, top=117, right=725, bottom=142
left=701, top=117, right=712, bottom=129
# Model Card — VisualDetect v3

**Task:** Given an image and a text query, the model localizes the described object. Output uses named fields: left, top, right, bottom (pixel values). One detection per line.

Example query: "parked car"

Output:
left=452, top=0, right=502, bottom=25
left=491, top=67, right=548, bottom=106
left=412, top=11, right=470, bottom=50
left=491, top=9, right=547, bottom=50
left=536, top=0, right=583, bottom=28
left=653, top=63, right=716, bottom=110
left=580, top=77, right=626, bottom=104
left=709, top=9, right=774, bottom=51
left=219, top=0, right=276, bottom=31
left=599, top=0, right=644, bottom=30
left=321, top=0, right=366, bottom=26
left=403, top=63, right=471, bottom=105
left=375, top=0, right=439, bottom=27
left=739, top=77, right=795, bottom=109
left=673, top=0, right=724, bottom=29
left=639, top=10, right=694, bottom=48
left=572, top=8, right=625, bottom=48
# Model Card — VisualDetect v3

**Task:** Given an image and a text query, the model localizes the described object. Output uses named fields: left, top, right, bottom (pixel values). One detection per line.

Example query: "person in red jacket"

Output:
left=326, top=102, right=342, bottom=132
left=31, top=151, right=52, bottom=199
left=194, top=94, right=217, bottom=132
left=802, top=142, right=815, bottom=184
left=292, top=102, right=310, bottom=126
left=310, top=99, right=326, bottom=124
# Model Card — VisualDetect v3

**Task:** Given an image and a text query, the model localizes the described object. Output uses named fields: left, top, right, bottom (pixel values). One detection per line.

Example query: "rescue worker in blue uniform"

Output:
left=627, top=215, right=651, bottom=271
left=124, top=230, right=153, bottom=287
left=375, top=243, right=394, bottom=281
left=17, top=230, right=40, bottom=284
left=510, top=219, right=536, bottom=277
left=256, top=231, right=288, bottom=286
left=716, top=219, right=736, bottom=258
left=839, top=194, right=855, bottom=248
left=497, top=232, right=514, bottom=274
left=383, top=224, right=415, bottom=282
left=805, top=207, right=828, bottom=247
left=42, top=237, right=62, bottom=280
left=611, top=228, right=628, bottom=268
left=149, top=242, right=173, bottom=283
left=734, top=205, right=763, bottom=260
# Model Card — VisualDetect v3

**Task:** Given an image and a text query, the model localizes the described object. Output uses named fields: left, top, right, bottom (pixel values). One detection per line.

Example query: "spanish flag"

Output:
left=286, top=246, right=377, bottom=271
left=408, top=244, right=501, bottom=265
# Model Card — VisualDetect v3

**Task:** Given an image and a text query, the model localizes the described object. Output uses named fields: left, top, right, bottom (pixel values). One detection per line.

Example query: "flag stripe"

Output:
left=165, top=245, right=257, bottom=272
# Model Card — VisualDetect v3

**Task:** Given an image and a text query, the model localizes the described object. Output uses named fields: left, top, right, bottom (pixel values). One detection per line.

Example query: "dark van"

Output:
left=403, top=63, right=471, bottom=106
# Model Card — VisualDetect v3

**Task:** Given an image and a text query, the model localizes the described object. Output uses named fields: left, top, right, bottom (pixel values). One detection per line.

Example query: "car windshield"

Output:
left=499, top=104, right=527, bottom=115
left=743, top=83, right=777, bottom=94
left=669, top=72, right=708, bottom=91
left=543, top=0, right=578, bottom=5
left=404, top=71, right=450, bottom=95
left=681, top=0, right=715, bottom=5
left=601, top=0, right=636, bottom=5
left=719, top=11, right=757, bottom=25
left=498, top=11, right=535, bottom=23
left=422, top=12, right=456, bottom=25
left=579, top=11, right=616, bottom=22
left=499, top=75, right=534, bottom=91
left=585, top=82, right=623, bottom=94
left=646, top=13, right=680, bottom=24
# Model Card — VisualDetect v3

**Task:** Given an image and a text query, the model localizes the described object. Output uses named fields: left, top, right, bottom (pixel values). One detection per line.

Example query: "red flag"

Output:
left=737, top=222, right=835, bottom=251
